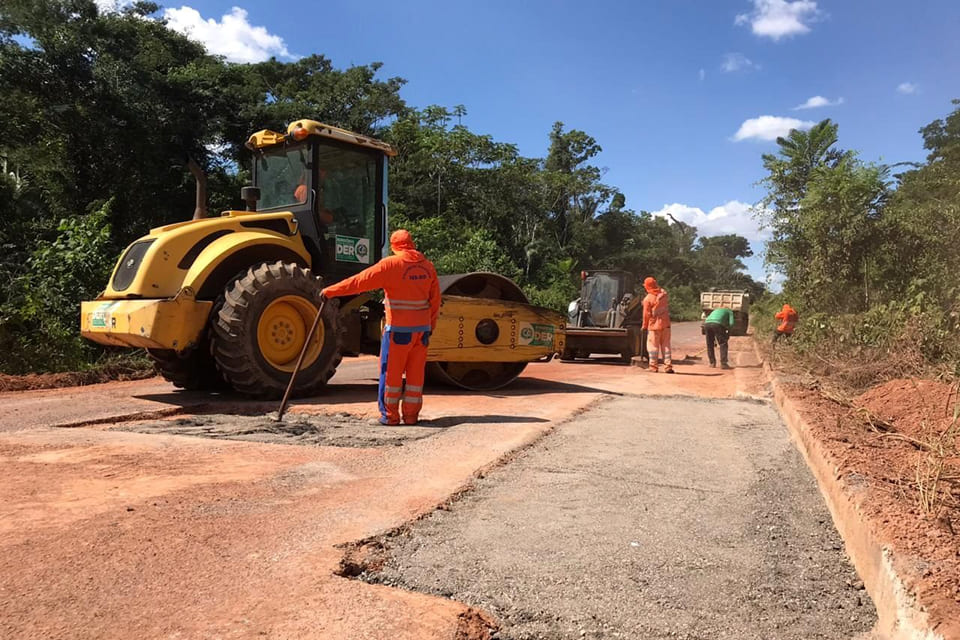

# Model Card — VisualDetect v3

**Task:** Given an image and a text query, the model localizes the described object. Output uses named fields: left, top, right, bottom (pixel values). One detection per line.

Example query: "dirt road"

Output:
left=0, top=324, right=875, bottom=638
left=0, top=355, right=380, bottom=431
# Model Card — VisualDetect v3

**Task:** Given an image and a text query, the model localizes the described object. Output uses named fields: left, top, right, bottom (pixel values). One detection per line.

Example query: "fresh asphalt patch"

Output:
left=363, top=395, right=877, bottom=639
left=115, top=412, right=439, bottom=447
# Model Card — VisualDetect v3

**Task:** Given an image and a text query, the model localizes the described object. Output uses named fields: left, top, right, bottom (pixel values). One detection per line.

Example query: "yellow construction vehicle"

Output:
left=80, top=120, right=564, bottom=397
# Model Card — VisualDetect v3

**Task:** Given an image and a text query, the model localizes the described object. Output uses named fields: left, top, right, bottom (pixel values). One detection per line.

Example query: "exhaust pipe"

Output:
left=187, top=156, right=207, bottom=220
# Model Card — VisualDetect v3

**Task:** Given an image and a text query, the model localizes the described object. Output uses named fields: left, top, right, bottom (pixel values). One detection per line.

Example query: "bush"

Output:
left=0, top=201, right=118, bottom=373
left=667, top=285, right=702, bottom=322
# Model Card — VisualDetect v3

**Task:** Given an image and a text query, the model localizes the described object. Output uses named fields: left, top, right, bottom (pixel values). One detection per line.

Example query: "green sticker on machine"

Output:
left=335, top=235, right=371, bottom=264
left=91, top=302, right=115, bottom=328
left=518, top=322, right=555, bottom=347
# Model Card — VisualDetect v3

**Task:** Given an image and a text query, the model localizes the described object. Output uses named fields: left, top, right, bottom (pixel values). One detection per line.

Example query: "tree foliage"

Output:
left=758, top=106, right=960, bottom=368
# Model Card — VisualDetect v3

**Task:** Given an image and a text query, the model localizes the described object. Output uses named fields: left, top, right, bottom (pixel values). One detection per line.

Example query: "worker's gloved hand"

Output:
left=318, top=288, right=330, bottom=302
left=422, top=330, right=431, bottom=346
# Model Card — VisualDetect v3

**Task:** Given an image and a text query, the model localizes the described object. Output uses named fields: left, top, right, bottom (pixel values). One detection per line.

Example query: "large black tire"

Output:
left=621, top=326, right=643, bottom=363
left=211, top=261, right=342, bottom=398
left=147, top=342, right=227, bottom=391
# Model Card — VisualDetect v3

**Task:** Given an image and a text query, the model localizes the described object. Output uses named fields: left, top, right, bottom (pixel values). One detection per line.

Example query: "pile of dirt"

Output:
left=0, top=363, right=155, bottom=393
left=856, top=378, right=960, bottom=442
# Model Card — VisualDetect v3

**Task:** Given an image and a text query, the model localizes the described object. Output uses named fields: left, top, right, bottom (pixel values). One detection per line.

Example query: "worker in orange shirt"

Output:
left=773, top=303, right=799, bottom=343
left=321, top=230, right=441, bottom=425
left=642, top=277, right=674, bottom=373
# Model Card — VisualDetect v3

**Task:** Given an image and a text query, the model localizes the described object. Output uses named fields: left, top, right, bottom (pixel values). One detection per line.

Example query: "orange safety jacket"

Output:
left=642, top=288, right=671, bottom=331
left=322, top=248, right=441, bottom=332
left=775, top=304, right=798, bottom=333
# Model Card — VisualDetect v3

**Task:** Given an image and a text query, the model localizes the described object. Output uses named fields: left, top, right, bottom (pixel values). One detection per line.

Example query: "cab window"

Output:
left=316, top=144, right=377, bottom=244
left=256, top=144, right=311, bottom=210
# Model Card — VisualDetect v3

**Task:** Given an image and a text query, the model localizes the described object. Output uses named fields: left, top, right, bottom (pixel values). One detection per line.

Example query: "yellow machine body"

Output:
left=81, top=211, right=309, bottom=351
left=80, top=217, right=565, bottom=363
left=429, top=296, right=564, bottom=362
left=80, top=291, right=212, bottom=351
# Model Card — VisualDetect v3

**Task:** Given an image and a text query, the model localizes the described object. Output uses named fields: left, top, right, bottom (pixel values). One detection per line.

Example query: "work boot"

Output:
left=664, top=365, right=675, bottom=374
left=708, top=361, right=717, bottom=368
left=721, top=363, right=733, bottom=370
left=648, top=365, right=659, bottom=373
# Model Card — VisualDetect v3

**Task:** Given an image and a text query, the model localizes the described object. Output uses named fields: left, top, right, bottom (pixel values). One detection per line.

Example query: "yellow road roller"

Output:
left=80, top=119, right=565, bottom=397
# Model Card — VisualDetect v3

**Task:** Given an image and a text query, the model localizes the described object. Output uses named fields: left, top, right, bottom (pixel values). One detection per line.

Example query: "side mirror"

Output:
left=241, top=186, right=261, bottom=212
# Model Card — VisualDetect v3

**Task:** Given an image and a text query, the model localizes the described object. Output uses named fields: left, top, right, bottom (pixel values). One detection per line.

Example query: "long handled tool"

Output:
left=683, top=346, right=708, bottom=361
left=275, top=298, right=327, bottom=422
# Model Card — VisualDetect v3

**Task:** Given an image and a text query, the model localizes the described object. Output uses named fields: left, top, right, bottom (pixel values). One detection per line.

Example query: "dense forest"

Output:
left=0, top=1, right=761, bottom=374
left=1, top=1, right=957, bottom=379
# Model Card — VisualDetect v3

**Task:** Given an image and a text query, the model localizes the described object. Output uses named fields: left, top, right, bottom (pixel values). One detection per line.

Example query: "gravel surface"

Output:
left=366, top=395, right=877, bottom=639
left=118, top=412, right=441, bottom=447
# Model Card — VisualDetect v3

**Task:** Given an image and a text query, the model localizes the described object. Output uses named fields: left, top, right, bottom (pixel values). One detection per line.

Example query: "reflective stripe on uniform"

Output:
left=387, top=304, right=430, bottom=311
left=383, top=397, right=400, bottom=405
left=405, top=384, right=423, bottom=393
left=402, top=396, right=423, bottom=404
left=384, top=385, right=402, bottom=393
left=386, top=298, right=430, bottom=310
left=384, top=324, right=432, bottom=332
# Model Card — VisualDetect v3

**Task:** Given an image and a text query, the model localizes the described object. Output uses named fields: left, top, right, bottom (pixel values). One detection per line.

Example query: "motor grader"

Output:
left=80, top=119, right=564, bottom=397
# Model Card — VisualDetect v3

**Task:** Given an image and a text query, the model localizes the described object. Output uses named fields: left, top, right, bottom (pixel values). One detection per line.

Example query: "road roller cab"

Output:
left=80, top=120, right=564, bottom=397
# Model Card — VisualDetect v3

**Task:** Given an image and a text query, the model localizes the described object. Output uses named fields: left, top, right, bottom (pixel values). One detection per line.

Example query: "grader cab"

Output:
left=80, top=120, right=564, bottom=397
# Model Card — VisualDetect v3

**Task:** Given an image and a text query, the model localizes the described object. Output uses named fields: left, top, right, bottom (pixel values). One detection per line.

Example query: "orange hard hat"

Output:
left=643, top=277, right=659, bottom=293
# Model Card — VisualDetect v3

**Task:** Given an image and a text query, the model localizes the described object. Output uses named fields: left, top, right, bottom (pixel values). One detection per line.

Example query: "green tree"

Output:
left=760, top=120, right=850, bottom=287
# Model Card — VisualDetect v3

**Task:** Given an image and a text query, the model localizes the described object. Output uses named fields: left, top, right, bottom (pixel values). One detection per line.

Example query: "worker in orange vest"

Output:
left=321, top=230, right=441, bottom=425
left=642, top=277, right=674, bottom=373
left=773, top=303, right=799, bottom=343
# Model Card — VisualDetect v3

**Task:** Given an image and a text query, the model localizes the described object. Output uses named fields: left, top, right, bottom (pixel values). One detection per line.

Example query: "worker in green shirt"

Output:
left=703, top=307, right=734, bottom=369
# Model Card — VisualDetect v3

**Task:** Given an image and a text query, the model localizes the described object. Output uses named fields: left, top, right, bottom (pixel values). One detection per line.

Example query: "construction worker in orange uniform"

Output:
left=642, top=277, right=674, bottom=373
left=321, top=230, right=441, bottom=425
left=773, top=303, right=799, bottom=343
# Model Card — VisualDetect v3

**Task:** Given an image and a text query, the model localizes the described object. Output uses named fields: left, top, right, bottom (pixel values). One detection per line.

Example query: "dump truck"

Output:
left=81, top=119, right=564, bottom=396
left=699, top=289, right=751, bottom=336
left=561, top=270, right=646, bottom=363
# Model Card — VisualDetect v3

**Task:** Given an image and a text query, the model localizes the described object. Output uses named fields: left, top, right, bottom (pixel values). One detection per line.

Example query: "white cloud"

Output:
left=765, top=270, right=786, bottom=293
left=163, top=6, right=293, bottom=64
left=732, top=115, right=815, bottom=142
left=897, top=82, right=918, bottom=95
left=94, top=0, right=133, bottom=12
left=735, top=0, right=820, bottom=40
left=652, top=201, right=770, bottom=246
left=721, top=53, right=760, bottom=73
left=793, top=95, right=844, bottom=110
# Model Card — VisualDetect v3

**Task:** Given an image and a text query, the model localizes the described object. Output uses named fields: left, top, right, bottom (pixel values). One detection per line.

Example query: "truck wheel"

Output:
left=148, top=342, right=227, bottom=391
left=622, top=326, right=642, bottom=363
left=212, top=261, right=342, bottom=398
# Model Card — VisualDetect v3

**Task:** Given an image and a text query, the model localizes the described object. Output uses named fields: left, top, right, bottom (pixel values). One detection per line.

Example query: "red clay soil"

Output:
left=0, top=363, right=155, bottom=393
left=783, top=378, right=960, bottom=637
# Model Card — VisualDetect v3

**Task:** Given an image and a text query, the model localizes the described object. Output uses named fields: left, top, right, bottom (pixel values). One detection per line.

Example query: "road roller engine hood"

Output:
left=100, top=211, right=307, bottom=300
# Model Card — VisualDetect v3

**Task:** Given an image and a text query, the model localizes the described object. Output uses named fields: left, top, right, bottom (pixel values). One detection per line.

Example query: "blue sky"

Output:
left=131, top=0, right=960, bottom=283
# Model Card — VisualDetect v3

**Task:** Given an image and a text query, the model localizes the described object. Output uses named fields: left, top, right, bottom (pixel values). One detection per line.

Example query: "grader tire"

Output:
left=148, top=343, right=227, bottom=391
left=212, top=261, right=342, bottom=398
